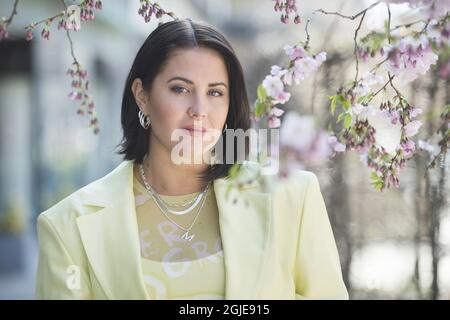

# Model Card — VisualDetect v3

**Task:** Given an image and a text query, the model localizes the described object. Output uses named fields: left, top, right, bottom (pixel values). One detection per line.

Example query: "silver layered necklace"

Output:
left=139, top=163, right=210, bottom=241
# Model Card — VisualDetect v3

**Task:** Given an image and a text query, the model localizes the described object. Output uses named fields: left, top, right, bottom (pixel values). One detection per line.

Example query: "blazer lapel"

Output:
left=75, top=160, right=272, bottom=300
left=76, top=161, right=149, bottom=299
left=214, top=173, right=272, bottom=300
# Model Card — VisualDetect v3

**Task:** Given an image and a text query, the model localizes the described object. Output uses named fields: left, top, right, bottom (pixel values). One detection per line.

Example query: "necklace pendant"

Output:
left=181, top=231, right=195, bottom=242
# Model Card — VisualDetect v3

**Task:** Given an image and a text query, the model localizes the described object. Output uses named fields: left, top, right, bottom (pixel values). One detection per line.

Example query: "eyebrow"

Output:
left=167, top=76, right=228, bottom=89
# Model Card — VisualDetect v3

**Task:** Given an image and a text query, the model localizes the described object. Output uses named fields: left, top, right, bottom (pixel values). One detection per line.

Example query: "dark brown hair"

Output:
left=116, top=19, right=251, bottom=182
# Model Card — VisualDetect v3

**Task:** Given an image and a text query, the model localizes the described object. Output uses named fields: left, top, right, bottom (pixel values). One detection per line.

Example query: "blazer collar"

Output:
left=76, top=160, right=272, bottom=299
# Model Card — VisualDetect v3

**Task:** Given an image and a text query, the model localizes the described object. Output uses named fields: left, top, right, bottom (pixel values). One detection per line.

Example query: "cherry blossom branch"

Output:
left=307, top=1, right=450, bottom=190
left=367, top=74, right=394, bottom=103
left=138, top=1, right=178, bottom=23
left=314, top=1, right=381, bottom=21
left=304, top=18, right=311, bottom=50
left=0, top=0, right=19, bottom=39
left=353, top=10, right=367, bottom=83
left=273, top=0, right=301, bottom=24
left=390, top=19, right=426, bottom=33
left=314, top=2, right=382, bottom=85
left=24, top=11, right=65, bottom=34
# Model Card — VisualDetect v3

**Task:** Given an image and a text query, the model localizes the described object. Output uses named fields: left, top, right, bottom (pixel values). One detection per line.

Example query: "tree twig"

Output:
left=367, top=74, right=395, bottom=103
left=353, top=10, right=367, bottom=84
left=0, top=0, right=19, bottom=38
left=313, top=1, right=381, bottom=20
left=304, top=18, right=311, bottom=50
left=369, top=57, right=389, bottom=73
left=58, top=0, right=77, bottom=63
left=390, top=19, right=426, bottom=33
left=387, top=3, right=391, bottom=44
left=2, top=0, right=19, bottom=26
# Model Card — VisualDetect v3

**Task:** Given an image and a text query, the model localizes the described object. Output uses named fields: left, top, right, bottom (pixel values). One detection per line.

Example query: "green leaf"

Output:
left=329, top=95, right=337, bottom=115
left=370, top=171, right=379, bottom=181
left=229, top=163, right=241, bottom=179
left=370, top=171, right=384, bottom=192
left=344, top=113, right=352, bottom=129
left=357, top=96, right=365, bottom=104
left=373, top=181, right=384, bottom=192
left=257, top=84, right=267, bottom=101
left=357, top=93, right=374, bottom=104
left=342, top=99, right=351, bottom=110
left=337, top=112, right=345, bottom=124
left=254, top=101, right=267, bottom=117
left=337, top=94, right=351, bottom=110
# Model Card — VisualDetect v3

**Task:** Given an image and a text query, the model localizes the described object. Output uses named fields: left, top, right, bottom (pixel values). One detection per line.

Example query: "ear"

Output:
left=131, top=78, right=149, bottom=113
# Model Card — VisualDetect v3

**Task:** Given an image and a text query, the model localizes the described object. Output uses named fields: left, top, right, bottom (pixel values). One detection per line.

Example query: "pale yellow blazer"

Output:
left=35, top=160, right=348, bottom=300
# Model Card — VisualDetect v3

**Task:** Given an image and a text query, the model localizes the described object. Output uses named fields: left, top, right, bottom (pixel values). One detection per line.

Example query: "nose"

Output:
left=188, top=93, right=208, bottom=120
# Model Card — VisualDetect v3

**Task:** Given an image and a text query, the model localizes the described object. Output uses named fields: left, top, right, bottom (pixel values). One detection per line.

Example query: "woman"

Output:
left=35, top=19, right=348, bottom=300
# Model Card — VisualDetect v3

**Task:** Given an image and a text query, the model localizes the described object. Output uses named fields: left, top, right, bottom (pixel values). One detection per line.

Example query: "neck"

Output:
left=135, top=136, right=212, bottom=196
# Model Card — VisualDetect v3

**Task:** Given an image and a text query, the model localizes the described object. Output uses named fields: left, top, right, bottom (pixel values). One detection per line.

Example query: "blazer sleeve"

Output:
left=294, top=172, right=349, bottom=299
left=35, top=213, right=91, bottom=299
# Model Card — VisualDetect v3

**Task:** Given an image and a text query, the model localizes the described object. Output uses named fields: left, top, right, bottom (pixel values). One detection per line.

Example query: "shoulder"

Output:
left=289, top=169, right=319, bottom=187
left=273, top=169, right=320, bottom=198
left=37, top=160, right=132, bottom=232
left=256, top=168, right=322, bottom=221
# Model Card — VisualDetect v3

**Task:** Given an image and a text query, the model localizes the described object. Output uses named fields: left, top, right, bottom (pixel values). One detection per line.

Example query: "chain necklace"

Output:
left=139, top=164, right=209, bottom=216
left=139, top=164, right=211, bottom=241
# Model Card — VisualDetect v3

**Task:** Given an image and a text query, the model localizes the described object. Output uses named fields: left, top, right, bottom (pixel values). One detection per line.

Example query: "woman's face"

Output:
left=132, top=46, right=230, bottom=163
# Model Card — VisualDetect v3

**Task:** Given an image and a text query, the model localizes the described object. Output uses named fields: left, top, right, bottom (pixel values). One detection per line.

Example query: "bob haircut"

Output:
left=116, top=19, right=251, bottom=183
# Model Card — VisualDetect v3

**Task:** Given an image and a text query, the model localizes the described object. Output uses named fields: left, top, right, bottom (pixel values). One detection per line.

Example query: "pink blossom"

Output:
left=271, top=106, right=285, bottom=117
left=334, top=142, right=346, bottom=152
left=315, top=51, right=327, bottom=64
left=262, top=75, right=284, bottom=97
left=283, top=45, right=306, bottom=60
left=418, top=139, right=439, bottom=156
left=380, top=109, right=400, bottom=125
left=306, top=131, right=333, bottom=162
left=25, top=29, right=33, bottom=41
left=383, top=35, right=438, bottom=83
left=273, top=91, right=291, bottom=104
left=353, top=72, right=384, bottom=97
left=349, top=103, right=377, bottom=120
left=280, top=112, right=317, bottom=153
left=268, top=116, right=281, bottom=128
left=292, top=54, right=326, bottom=83
left=267, top=106, right=285, bottom=128
left=273, top=0, right=300, bottom=25
left=328, top=135, right=346, bottom=152
left=41, top=28, right=50, bottom=40
left=270, top=65, right=287, bottom=77
left=262, top=75, right=291, bottom=104
left=279, top=112, right=333, bottom=170
left=270, top=47, right=326, bottom=87
left=66, top=5, right=82, bottom=31
left=0, top=27, right=7, bottom=40
left=385, top=0, right=450, bottom=16
left=410, top=107, right=423, bottom=118
left=404, top=120, right=422, bottom=137
left=400, top=139, right=416, bottom=157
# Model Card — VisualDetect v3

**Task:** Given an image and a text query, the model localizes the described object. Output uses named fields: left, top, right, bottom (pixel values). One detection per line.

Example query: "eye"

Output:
left=171, top=86, right=189, bottom=94
left=208, top=89, right=224, bottom=97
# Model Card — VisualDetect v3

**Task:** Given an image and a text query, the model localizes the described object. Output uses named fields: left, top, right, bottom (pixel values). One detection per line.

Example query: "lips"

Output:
left=182, top=125, right=207, bottom=132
